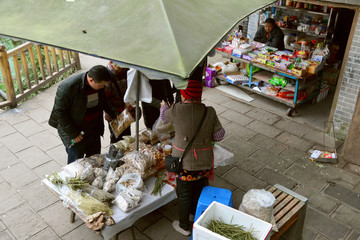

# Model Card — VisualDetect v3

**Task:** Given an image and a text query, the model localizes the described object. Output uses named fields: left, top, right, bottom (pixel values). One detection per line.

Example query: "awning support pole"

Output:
left=135, top=76, right=140, bottom=151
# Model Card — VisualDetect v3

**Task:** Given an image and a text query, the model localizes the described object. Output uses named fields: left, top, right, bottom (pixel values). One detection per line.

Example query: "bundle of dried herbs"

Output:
left=82, top=185, right=115, bottom=204
left=46, top=171, right=64, bottom=186
left=67, top=190, right=114, bottom=216
left=208, top=217, right=257, bottom=240
left=65, top=176, right=89, bottom=190
left=151, top=173, right=166, bottom=196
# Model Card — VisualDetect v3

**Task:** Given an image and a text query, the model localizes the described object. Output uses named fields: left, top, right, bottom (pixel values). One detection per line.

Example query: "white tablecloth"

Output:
left=42, top=144, right=233, bottom=240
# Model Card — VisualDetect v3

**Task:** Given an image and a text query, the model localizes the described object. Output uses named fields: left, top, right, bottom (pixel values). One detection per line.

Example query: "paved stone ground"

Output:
left=1, top=54, right=360, bottom=240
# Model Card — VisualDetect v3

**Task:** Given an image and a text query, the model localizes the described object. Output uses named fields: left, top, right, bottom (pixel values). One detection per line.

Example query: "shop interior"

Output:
left=209, top=1, right=356, bottom=131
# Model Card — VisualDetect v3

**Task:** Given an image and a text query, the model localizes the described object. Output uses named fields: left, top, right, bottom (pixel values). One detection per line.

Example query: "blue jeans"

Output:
left=66, top=135, right=101, bottom=164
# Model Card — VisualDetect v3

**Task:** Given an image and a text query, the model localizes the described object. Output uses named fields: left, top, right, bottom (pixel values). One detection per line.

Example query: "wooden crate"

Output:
left=267, top=184, right=308, bottom=240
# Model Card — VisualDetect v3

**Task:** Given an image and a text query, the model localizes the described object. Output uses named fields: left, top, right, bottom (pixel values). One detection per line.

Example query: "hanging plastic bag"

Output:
left=152, top=116, right=173, bottom=142
left=109, top=108, right=135, bottom=139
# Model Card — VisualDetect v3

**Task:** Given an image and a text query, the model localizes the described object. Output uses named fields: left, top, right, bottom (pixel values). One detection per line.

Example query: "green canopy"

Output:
left=0, top=0, right=275, bottom=85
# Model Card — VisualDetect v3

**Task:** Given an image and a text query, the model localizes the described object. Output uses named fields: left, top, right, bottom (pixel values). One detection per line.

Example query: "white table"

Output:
left=42, top=144, right=234, bottom=240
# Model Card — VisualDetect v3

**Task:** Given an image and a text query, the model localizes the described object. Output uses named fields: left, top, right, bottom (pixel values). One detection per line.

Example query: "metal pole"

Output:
left=136, top=75, right=140, bottom=151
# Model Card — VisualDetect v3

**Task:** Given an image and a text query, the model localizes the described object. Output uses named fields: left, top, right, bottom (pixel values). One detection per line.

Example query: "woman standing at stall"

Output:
left=160, top=63, right=225, bottom=236
left=254, top=18, right=285, bottom=50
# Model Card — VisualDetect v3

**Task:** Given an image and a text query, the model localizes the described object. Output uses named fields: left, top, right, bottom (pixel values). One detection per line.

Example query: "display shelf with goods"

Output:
left=215, top=46, right=325, bottom=117
left=259, top=1, right=337, bottom=50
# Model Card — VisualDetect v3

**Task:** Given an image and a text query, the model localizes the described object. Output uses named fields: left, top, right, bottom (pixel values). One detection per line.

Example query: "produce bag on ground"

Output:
left=239, top=189, right=278, bottom=232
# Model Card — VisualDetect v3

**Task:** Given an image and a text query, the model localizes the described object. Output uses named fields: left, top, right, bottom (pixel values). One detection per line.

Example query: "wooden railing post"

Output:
left=0, top=44, right=17, bottom=108
left=73, top=52, right=81, bottom=70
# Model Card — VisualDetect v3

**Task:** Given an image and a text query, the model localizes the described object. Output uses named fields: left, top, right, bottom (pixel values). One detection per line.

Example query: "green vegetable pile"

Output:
left=208, top=217, right=257, bottom=240
left=65, top=176, right=89, bottom=190
left=46, top=171, right=64, bottom=186
left=151, top=172, right=166, bottom=196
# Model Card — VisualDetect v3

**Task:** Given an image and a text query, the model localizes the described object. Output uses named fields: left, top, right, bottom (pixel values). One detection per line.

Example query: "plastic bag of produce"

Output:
left=239, top=189, right=278, bottom=232
left=116, top=173, right=144, bottom=194
left=152, top=116, right=173, bottom=142
left=115, top=163, right=141, bottom=179
left=63, top=161, right=85, bottom=178
left=103, top=179, right=117, bottom=193
left=140, top=129, right=158, bottom=145
left=121, top=151, right=152, bottom=174
left=94, top=168, right=106, bottom=179
left=109, top=108, right=135, bottom=139
left=79, top=165, right=95, bottom=184
left=92, top=176, right=104, bottom=189
left=114, top=188, right=143, bottom=212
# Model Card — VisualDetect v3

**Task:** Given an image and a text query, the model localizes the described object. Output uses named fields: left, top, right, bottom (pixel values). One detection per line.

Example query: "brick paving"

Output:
left=0, top=54, right=360, bottom=240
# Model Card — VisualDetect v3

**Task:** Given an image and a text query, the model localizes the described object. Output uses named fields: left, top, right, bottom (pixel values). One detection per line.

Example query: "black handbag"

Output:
left=165, top=107, right=208, bottom=173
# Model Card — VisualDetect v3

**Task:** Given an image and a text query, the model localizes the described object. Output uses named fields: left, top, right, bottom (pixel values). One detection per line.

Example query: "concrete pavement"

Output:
left=0, top=54, right=360, bottom=240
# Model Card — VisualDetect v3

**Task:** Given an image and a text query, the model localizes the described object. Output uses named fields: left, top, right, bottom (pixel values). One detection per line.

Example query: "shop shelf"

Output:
left=272, top=4, right=330, bottom=16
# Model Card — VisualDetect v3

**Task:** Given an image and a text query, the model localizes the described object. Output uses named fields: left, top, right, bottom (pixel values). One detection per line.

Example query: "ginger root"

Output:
left=86, top=212, right=105, bottom=231
left=86, top=212, right=115, bottom=231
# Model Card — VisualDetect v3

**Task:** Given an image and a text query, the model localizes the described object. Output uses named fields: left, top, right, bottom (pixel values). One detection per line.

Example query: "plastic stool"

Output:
left=194, top=186, right=233, bottom=223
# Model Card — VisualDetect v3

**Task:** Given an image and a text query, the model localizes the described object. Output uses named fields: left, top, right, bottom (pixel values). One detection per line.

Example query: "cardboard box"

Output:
left=322, top=68, right=340, bottom=85
left=223, top=72, right=249, bottom=84
left=193, top=201, right=272, bottom=240
left=292, top=67, right=307, bottom=77
left=223, top=45, right=235, bottom=55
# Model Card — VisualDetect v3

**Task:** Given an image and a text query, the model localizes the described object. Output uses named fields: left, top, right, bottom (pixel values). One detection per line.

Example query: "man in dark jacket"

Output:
left=49, top=65, right=119, bottom=164
left=254, top=18, right=285, bottom=50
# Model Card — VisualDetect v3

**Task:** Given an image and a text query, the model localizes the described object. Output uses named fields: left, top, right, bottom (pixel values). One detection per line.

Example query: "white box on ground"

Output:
left=193, top=201, right=272, bottom=240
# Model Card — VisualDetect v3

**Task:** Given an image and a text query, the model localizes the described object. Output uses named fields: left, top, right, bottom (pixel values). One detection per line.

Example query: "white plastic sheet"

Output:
left=124, top=69, right=152, bottom=103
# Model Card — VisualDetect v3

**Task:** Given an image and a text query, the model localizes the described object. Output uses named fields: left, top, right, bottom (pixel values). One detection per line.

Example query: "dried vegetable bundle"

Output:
left=46, top=171, right=64, bottom=186
left=65, top=176, right=89, bottom=190
left=151, top=172, right=166, bottom=196
left=82, top=185, right=115, bottom=204
left=208, top=217, right=257, bottom=240
left=67, top=190, right=113, bottom=216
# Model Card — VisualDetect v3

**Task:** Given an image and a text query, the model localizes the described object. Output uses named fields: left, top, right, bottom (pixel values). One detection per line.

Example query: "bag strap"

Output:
left=180, top=106, right=208, bottom=161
